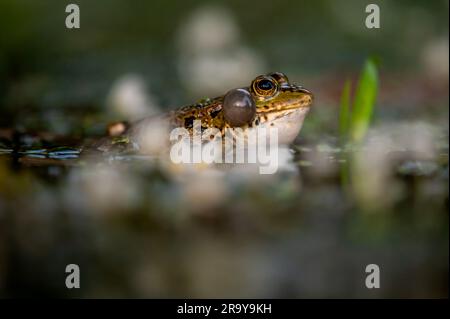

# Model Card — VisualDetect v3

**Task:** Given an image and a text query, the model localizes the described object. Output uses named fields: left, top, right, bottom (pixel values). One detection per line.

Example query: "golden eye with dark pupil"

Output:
left=252, top=76, right=277, bottom=97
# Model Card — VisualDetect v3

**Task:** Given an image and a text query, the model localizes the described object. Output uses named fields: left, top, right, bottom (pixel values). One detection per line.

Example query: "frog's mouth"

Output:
left=255, top=85, right=313, bottom=144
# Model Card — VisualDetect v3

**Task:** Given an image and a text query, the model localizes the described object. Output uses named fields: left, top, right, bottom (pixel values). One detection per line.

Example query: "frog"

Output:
left=94, top=72, right=313, bottom=154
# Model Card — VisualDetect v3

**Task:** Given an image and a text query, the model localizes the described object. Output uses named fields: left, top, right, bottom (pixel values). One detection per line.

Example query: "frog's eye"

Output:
left=252, top=76, right=278, bottom=97
left=223, top=88, right=256, bottom=127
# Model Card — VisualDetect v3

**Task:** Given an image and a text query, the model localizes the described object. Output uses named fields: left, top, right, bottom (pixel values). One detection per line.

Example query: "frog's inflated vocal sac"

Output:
left=97, top=72, right=313, bottom=153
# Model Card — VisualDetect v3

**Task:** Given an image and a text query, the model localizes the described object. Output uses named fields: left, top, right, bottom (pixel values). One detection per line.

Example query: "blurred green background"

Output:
left=0, top=0, right=448, bottom=132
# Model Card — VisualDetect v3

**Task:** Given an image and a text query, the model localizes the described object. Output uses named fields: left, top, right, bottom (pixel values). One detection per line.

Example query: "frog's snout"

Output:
left=287, top=84, right=313, bottom=107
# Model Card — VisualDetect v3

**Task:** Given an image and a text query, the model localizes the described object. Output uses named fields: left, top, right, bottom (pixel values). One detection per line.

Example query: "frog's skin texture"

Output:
left=97, top=72, right=313, bottom=153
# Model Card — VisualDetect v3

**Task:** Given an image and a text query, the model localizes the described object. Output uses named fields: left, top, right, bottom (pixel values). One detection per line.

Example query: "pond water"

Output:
left=0, top=124, right=447, bottom=298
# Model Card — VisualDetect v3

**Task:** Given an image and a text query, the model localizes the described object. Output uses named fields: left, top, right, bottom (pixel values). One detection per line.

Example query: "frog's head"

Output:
left=223, top=72, right=313, bottom=144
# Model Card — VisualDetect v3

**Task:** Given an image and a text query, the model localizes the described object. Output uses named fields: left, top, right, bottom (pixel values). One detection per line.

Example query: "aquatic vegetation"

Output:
left=339, top=58, right=379, bottom=144
left=339, top=58, right=378, bottom=190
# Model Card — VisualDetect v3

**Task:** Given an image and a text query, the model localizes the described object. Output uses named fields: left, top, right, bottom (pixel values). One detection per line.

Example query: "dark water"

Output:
left=0, top=128, right=447, bottom=298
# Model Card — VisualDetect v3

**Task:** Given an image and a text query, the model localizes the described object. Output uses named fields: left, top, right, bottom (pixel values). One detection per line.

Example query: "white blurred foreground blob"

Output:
left=176, top=5, right=266, bottom=97
left=422, top=37, right=449, bottom=80
left=107, top=74, right=161, bottom=121
left=162, top=144, right=301, bottom=213
left=352, top=121, right=440, bottom=213
left=128, top=116, right=172, bottom=156
left=64, top=164, right=141, bottom=215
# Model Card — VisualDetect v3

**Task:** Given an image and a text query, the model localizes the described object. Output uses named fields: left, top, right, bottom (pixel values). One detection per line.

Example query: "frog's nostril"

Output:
left=296, top=85, right=312, bottom=95
left=285, top=83, right=312, bottom=96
